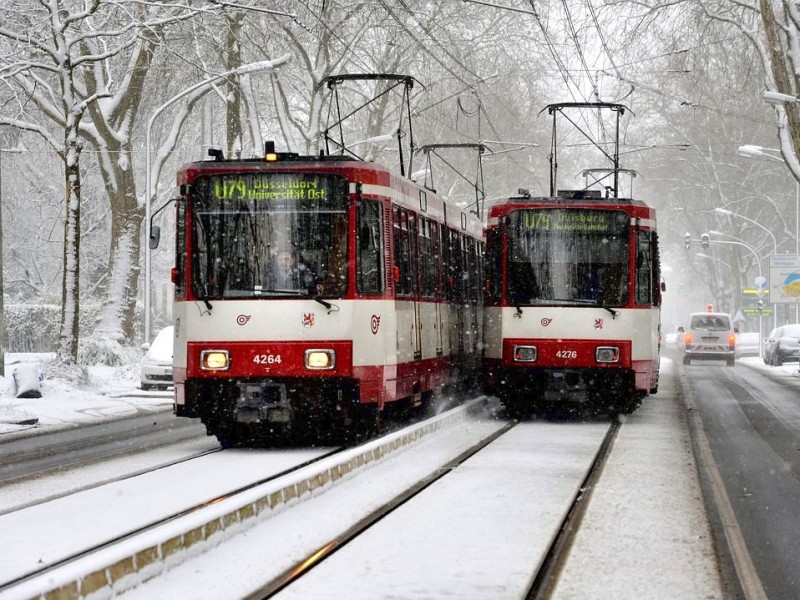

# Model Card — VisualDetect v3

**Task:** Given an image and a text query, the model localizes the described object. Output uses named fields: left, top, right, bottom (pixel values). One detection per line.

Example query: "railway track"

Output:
left=0, top=445, right=344, bottom=599
left=249, top=419, right=619, bottom=600
left=252, top=421, right=518, bottom=598
left=0, top=396, right=622, bottom=599
left=0, top=398, right=491, bottom=599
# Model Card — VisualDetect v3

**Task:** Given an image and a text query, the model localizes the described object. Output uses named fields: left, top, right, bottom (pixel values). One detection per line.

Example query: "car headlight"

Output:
left=305, top=349, right=335, bottom=370
left=513, top=345, right=537, bottom=362
left=200, top=350, right=230, bottom=371
left=596, top=346, right=620, bottom=363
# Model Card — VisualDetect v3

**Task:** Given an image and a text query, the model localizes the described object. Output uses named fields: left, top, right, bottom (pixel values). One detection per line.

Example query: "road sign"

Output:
left=769, top=254, right=800, bottom=304
left=742, top=289, right=773, bottom=317
left=754, top=275, right=768, bottom=298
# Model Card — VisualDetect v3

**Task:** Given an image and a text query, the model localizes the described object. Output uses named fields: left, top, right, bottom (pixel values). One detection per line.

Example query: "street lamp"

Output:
left=700, top=235, right=766, bottom=353
left=144, top=57, right=289, bottom=343
left=763, top=90, right=799, bottom=105
left=0, top=146, right=24, bottom=377
left=710, top=210, right=778, bottom=255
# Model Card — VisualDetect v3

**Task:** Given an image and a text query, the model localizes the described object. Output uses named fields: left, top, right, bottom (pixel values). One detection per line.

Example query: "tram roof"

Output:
left=487, top=189, right=655, bottom=219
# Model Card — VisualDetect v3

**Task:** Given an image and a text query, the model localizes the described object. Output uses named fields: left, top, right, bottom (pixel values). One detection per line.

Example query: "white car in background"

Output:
left=140, top=326, right=174, bottom=391
left=735, top=331, right=762, bottom=358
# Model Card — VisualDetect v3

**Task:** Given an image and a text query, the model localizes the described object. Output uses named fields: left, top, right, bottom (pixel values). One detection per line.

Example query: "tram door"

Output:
left=419, top=217, right=442, bottom=358
left=409, top=213, right=422, bottom=360
left=434, top=223, right=444, bottom=357
left=394, top=207, right=422, bottom=361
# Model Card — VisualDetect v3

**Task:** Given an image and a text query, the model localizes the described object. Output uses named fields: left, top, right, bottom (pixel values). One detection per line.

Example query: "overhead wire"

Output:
left=379, top=0, right=543, bottom=189
left=235, top=0, right=545, bottom=191
left=560, top=0, right=599, bottom=101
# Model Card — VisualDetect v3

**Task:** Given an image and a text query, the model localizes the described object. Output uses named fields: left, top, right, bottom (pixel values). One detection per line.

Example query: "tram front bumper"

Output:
left=496, top=367, right=633, bottom=403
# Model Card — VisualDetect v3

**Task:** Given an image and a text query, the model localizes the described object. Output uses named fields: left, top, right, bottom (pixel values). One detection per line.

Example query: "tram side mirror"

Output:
left=661, top=281, right=666, bottom=292
left=149, top=225, right=161, bottom=250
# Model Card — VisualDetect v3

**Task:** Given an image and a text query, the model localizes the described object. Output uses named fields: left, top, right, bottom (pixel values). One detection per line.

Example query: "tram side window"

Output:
left=473, top=240, right=484, bottom=303
left=465, top=237, right=479, bottom=304
left=484, top=231, right=499, bottom=302
left=456, top=231, right=466, bottom=303
left=653, top=232, right=662, bottom=307
left=446, top=230, right=462, bottom=303
left=393, top=207, right=414, bottom=297
left=419, top=218, right=436, bottom=298
left=175, top=200, right=186, bottom=297
left=357, top=200, right=384, bottom=295
left=635, top=230, right=653, bottom=305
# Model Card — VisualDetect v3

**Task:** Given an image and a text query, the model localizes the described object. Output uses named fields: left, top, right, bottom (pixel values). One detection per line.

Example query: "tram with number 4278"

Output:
left=152, top=141, right=483, bottom=446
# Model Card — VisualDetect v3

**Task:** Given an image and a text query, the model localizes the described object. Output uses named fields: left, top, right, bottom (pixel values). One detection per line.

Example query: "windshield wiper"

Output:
left=259, top=287, right=335, bottom=311
left=312, top=294, right=332, bottom=310
left=535, top=297, right=620, bottom=319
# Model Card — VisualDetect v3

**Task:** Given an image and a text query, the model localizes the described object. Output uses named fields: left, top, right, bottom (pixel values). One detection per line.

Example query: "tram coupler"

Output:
left=234, top=382, right=291, bottom=424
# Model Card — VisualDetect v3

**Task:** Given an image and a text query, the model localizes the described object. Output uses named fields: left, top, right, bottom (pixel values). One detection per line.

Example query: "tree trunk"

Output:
left=57, top=136, right=82, bottom=364
left=225, top=12, right=245, bottom=159
left=759, top=0, right=800, bottom=160
left=93, top=161, right=142, bottom=344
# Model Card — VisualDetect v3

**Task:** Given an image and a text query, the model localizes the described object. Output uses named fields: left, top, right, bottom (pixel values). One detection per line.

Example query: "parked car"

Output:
left=763, top=324, right=800, bottom=366
left=680, top=311, right=737, bottom=366
left=140, top=326, right=174, bottom=390
left=735, top=331, right=762, bottom=358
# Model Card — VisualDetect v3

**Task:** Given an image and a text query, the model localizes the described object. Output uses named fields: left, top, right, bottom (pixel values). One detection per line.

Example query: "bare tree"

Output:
left=0, top=0, right=217, bottom=362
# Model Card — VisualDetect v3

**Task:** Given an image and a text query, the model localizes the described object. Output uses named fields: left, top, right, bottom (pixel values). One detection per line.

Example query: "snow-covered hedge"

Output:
left=5, top=303, right=101, bottom=352
left=5, top=304, right=61, bottom=352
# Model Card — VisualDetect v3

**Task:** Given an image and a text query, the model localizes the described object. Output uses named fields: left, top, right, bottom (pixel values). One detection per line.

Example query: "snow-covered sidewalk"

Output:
left=0, top=353, right=172, bottom=437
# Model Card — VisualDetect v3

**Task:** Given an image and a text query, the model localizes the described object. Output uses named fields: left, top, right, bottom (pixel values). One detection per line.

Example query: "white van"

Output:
left=679, top=312, right=737, bottom=366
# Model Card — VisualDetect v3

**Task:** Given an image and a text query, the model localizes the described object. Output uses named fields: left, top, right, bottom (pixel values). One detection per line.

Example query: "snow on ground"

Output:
left=0, top=353, right=173, bottom=437
left=1, top=352, right=798, bottom=597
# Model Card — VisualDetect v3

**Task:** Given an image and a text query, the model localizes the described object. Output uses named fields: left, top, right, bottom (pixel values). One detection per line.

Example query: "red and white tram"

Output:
left=166, top=145, right=483, bottom=445
left=482, top=189, right=662, bottom=415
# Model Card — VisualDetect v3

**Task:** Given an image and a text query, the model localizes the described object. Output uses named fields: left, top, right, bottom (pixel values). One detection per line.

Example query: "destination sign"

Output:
left=211, top=175, right=329, bottom=201
left=515, top=209, right=626, bottom=234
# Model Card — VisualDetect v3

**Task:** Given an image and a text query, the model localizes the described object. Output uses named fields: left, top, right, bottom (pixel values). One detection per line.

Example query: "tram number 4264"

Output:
left=555, top=350, right=577, bottom=359
left=253, top=354, right=282, bottom=365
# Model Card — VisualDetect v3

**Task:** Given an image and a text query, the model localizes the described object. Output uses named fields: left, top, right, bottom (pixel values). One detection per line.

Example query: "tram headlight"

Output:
left=200, top=350, right=230, bottom=371
left=305, top=349, right=335, bottom=370
left=513, top=345, right=537, bottom=363
left=596, top=346, right=620, bottom=363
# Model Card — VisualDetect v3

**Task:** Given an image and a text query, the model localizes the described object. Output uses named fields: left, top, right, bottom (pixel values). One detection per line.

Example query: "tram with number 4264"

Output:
left=152, top=142, right=483, bottom=446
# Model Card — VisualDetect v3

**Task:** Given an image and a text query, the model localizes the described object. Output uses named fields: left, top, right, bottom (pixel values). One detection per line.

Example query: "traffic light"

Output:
left=701, top=233, right=710, bottom=248
left=684, top=232, right=691, bottom=249
left=756, top=299, right=764, bottom=314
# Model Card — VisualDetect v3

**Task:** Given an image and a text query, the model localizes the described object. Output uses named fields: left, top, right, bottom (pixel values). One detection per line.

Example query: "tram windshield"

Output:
left=506, top=208, right=629, bottom=306
left=190, top=172, right=349, bottom=299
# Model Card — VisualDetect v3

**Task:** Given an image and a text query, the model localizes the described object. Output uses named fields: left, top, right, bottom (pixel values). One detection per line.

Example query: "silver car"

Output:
left=140, top=326, right=174, bottom=391
left=680, top=312, right=737, bottom=366
left=763, top=324, right=800, bottom=366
